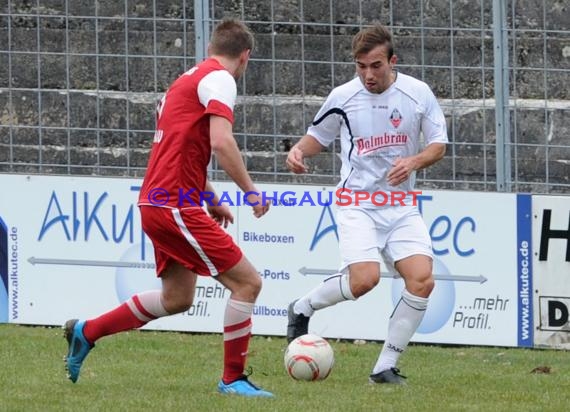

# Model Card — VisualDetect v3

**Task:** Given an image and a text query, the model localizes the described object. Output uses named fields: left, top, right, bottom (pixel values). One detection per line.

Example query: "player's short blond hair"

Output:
left=352, top=24, right=394, bottom=60
left=209, top=19, right=255, bottom=58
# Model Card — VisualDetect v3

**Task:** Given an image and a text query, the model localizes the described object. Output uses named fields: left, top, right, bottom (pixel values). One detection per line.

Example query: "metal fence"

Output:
left=0, top=0, right=568, bottom=193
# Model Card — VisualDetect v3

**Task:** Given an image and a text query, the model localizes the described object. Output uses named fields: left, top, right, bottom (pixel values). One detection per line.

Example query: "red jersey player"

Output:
left=63, top=19, right=273, bottom=398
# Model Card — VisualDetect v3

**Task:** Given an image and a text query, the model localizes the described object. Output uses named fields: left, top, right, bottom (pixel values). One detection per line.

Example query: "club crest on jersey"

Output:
left=390, top=108, right=402, bottom=128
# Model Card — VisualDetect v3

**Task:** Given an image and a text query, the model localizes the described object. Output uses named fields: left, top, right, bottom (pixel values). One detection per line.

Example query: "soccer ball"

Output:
left=284, top=334, right=334, bottom=381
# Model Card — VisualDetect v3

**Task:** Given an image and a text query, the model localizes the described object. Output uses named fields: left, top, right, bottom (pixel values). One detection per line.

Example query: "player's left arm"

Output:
left=387, top=143, right=446, bottom=186
left=388, top=87, right=448, bottom=186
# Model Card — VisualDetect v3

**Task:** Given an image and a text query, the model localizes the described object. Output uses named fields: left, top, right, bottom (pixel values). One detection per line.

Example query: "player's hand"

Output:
left=387, top=157, right=417, bottom=186
left=286, top=146, right=309, bottom=174
left=252, top=202, right=270, bottom=218
left=246, top=192, right=270, bottom=218
left=207, top=204, right=234, bottom=228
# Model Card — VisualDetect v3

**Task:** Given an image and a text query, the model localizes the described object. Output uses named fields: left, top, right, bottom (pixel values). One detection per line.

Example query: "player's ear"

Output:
left=390, top=54, right=397, bottom=66
left=241, top=48, right=251, bottom=63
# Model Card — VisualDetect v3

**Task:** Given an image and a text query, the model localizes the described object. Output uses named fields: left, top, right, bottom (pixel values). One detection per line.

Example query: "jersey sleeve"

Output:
left=197, top=70, right=236, bottom=124
left=421, top=86, right=448, bottom=145
left=306, top=93, right=343, bottom=147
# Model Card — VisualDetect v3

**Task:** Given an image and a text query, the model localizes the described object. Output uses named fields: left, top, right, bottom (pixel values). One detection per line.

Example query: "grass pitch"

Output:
left=1, top=324, right=568, bottom=411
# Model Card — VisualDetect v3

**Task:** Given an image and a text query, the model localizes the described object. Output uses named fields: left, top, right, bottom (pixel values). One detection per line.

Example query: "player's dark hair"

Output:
left=352, top=24, right=394, bottom=60
left=209, top=19, right=255, bottom=58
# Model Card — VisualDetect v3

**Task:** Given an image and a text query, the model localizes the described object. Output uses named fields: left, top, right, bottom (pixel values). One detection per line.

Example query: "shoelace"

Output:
left=243, top=366, right=253, bottom=377
left=234, top=367, right=262, bottom=389
left=391, top=367, right=407, bottom=379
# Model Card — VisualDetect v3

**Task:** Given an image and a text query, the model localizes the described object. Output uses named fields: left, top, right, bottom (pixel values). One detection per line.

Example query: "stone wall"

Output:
left=0, top=0, right=569, bottom=192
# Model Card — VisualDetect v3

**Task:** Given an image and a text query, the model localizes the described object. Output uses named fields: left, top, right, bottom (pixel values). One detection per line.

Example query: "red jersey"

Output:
left=138, top=58, right=236, bottom=208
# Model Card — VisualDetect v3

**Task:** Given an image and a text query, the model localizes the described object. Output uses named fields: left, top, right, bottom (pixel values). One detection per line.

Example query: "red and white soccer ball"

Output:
left=284, top=334, right=334, bottom=381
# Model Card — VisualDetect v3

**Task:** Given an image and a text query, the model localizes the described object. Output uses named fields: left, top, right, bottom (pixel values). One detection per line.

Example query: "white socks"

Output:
left=294, top=274, right=356, bottom=317
left=292, top=278, right=428, bottom=374
left=372, top=289, right=428, bottom=374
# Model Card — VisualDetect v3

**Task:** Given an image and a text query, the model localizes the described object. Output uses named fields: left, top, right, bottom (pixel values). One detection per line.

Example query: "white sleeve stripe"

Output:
left=426, top=138, right=448, bottom=144
left=197, top=70, right=236, bottom=110
left=308, top=131, right=331, bottom=147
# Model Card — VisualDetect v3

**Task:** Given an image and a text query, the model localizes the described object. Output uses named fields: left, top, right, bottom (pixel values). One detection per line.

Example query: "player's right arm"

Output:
left=210, top=115, right=269, bottom=218
left=286, top=135, right=326, bottom=174
left=287, top=89, right=342, bottom=174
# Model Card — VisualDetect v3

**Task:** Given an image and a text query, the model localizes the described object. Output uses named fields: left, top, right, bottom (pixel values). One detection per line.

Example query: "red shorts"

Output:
left=140, top=205, right=243, bottom=277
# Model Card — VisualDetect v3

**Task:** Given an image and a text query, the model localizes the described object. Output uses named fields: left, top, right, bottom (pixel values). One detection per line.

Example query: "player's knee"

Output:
left=423, top=277, right=435, bottom=296
left=408, top=275, right=434, bottom=298
left=235, top=272, right=262, bottom=300
left=351, top=273, right=379, bottom=298
left=249, top=273, right=263, bottom=297
left=162, top=292, right=194, bottom=314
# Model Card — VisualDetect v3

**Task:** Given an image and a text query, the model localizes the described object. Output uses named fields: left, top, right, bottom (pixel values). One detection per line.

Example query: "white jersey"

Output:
left=307, top=72, right=448, bottom=209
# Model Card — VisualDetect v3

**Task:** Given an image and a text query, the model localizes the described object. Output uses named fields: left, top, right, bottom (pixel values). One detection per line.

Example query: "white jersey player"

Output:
left=286, top=24, right=448, bottom=384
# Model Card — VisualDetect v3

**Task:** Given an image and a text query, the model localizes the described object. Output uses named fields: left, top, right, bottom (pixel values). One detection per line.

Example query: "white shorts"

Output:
left=337, top=206, right=433, bottom=274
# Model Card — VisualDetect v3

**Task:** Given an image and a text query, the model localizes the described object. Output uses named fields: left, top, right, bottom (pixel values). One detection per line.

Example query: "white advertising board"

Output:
left=0, top=174, right=531, bottom=347
left=532, top=195, right=570, bottom=349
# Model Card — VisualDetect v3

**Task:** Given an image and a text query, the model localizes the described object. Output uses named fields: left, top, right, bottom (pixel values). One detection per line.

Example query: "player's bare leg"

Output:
left=160, top=262, right=198, bottom=313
